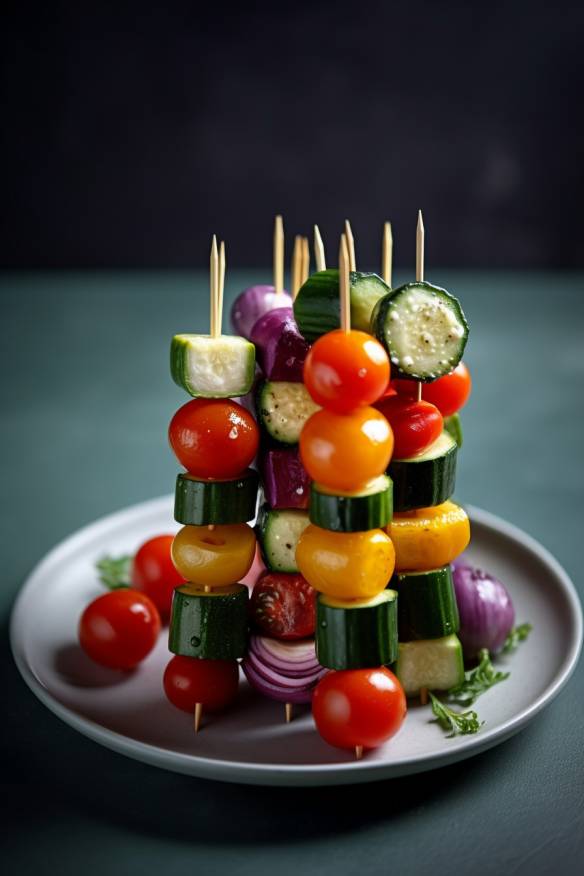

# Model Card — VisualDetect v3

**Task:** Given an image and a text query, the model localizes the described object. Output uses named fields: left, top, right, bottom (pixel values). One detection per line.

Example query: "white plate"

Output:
left=10, top=497, right=582, bottom=786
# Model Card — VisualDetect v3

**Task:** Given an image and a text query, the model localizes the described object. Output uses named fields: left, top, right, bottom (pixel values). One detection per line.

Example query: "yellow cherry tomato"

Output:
left=389, top=501, right=470, bottom=572
left=172, top=524, right=256, bottom=586
left=296, top=524, right=395, bottom=599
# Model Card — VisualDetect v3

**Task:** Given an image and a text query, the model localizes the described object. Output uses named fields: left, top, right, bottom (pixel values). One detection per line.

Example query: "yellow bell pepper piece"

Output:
left=389, top=501, right=470, bottom=572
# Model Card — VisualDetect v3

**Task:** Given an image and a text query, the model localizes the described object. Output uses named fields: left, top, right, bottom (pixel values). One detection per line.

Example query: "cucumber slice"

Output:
left=372, top=282, right=469, bottom=381
left=169, top=583, right=248, bottom=660
left=389, top=432, right=457, bottom=511
left=390, top=566, right=459, bottom=640
left=257, top=380, right=320, bottom=445
left=171, top=334, right=256, bottom=398
left=293, top=269, right=389, bottom=341
left=394, top=634, right=464, bottom=697
left=256, top=505, right=310, bottom=573
left=310, top=475, right=393, bottom=532
left=317, top=590, right=398, bottom=669
left=174, top=469, right=259, bottom=525
left=444, top=414, right=463, bottom=448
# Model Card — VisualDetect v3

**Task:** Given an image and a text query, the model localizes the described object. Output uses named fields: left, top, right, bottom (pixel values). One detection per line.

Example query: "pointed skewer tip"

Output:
left=285, top=702, right=293, bottom=723
left=355, top=745, right=364, bottom=760
left=194, top=702, right=203, bottom=733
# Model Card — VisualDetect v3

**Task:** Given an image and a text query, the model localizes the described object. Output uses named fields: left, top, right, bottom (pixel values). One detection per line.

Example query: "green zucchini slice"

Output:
left=257, top=380, right=320, bottom=445
left=372, top=282, right=469, bottom=381
left=316, top=590, right=398, bottom=669
left=389, top=431, right=457, bottom=512
left=394, top=634, right=465, bottom=697
left=256, top=505, right=310, bottom=573
left=170, top=334, right=256, bottom=398
left=293, top=269, right=389, bottom=341
left=174, top=469, right=259, bottom=525
left=444, top=413, right=463, bottom=448
left=391, top=566, right=460, bottom=640
left=168, top=583, right=248, bottom=660
left=310, top=475, right=393, bottom=532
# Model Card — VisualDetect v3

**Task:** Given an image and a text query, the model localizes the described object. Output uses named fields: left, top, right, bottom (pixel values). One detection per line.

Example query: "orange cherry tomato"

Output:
left=300, top=407, right=394, bottom=492
left=303, top=329, right=390, bottom=413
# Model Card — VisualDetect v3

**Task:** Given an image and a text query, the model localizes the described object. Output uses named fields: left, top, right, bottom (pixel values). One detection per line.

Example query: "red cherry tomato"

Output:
left=163, top=656, right=239, bottom=712
left=304, top=329, right=390, bottom=413
left=312, top=667, right=406, bottom=751
left=250, top=572, right=316, bottom=639
left=169, top=398, right=259, bottom=479
left=375, top=395, right=443, bottom=459
left=421, top=362, right=472, bottom=417
left=131, top=534, right=186, bottom=623
left=79, top=590, right=161, bottom=670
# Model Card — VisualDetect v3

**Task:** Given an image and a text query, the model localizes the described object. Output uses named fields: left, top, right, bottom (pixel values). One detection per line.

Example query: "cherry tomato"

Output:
left=300, top=407, right=394, bottom=492
left=131, top=534, right=186, bottom=622
left=303, top=329, right=390, bottom=414
left=421, top=362, right=472, bottom=417
left=171, top=523, right=256, bottom=586
left=250, top=572, right=316, bottom=639
left=169, top=399, right=259, bottom=479
left=375, top=395, right=443, bottom=459
left=312, top=667, right=406, bottom=751
left=79, top=590, right=161, bottom=670
left=163, top=656, right=239, bottom=711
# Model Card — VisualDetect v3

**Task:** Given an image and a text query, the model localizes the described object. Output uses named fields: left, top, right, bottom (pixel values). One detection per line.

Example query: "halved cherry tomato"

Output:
left=312, top=667, right=406, bottom=751
left=421, top=362, right=472, bottom=417
left=163, top=656, right=239, bottom=712
left=375, top=395, right=443, bottom=459
left=169, top=398, right=259, bottom=479
left=300, top=407, right=394, bottom=492
left=79, top=590, right=161, bottom=670
left=171, top=523, right=256, bottom=586
left=250, top=572, right=316, bottom=639
left=303, top=329, right=390, bottom=413
left=131, top=534, right=186, bottom=622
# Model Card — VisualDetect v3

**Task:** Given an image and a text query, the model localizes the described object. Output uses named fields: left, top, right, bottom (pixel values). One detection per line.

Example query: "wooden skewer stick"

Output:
left=301, top=236, right=310, bottom=285
left=210, top=235, right=219, bottom=338
left=194, top=702, right=203, bottom=733
left=291, top=234, right=302, bottom=299
left=416, top=210, right=425, bottom=402
left=218, top=240, right=226, bottom=333
left=355, top=745, right=364, bottom=760
left=382, top=221, right=393, bottom=287
left=419, top=687, right=429, bottom=706
left=339, top=233, right=351, bottom=334
left=344, top=219, right=356, bottom=271
left=273, top=214, right=285, bottom=296
left=314, top=224, right=326, bottom=272
left=285, top=702, right=293, bottom=723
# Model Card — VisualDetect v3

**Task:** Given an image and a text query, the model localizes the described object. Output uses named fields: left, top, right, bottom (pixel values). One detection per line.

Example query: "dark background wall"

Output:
left=2, top=1, right=583, bottom=270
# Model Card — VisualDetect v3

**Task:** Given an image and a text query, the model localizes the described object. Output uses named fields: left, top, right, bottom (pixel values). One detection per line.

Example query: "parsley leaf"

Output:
left=429, top=692, right=483, bottom=737
left=96, top=554, right=132, bottom=590
left=502, top=623, right=533, bottom=653
left=447, top=648, right=509, bottom=706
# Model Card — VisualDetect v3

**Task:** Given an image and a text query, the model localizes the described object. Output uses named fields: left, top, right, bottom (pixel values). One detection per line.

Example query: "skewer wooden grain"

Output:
left=273, top=215, right=285, bottom=296
left=285, top=702, right=293, bottom=723
left=382, top=221, right=393, bottom=287
left=355, top=745, right=363, bottom=760
left=314, top=224, right=326, bottom=271
left=301, top=236, right=310, bottom=284
left=194, top=702, right=203, bottom=733
left=344, top=219, right=356, bottom=271
left=419, top=687, right=429, bottom=706
left=210, top=235, right=219, bottom=338
left=291, top=235, right=302, bottom=299
left=339, top=233, right=351, bottom=334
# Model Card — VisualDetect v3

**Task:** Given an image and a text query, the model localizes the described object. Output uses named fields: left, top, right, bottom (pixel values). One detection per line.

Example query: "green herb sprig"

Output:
left=502, top=623, right=533, bottom=653
left=429, top=693, right=483, bottom=737
left=447, top=648, right=509, bottom=706
left=96, top=555, right=132, bottom=590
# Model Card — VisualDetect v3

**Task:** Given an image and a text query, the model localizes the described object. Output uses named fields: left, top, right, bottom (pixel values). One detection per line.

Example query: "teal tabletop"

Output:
left=2, top=271, right=583, bottom=875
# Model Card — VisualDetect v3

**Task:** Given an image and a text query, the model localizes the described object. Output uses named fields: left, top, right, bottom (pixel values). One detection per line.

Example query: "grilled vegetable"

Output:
left=294, top=269, right=389, bottom=340
left=174, top=470, right=259, bottom=525
left=394, top=634, right=465, bottom=697
left=169, top=583, right=248, bottom=659
left=249, top=307, right=310, bottom=382
left=259, top=447, right=311, bottom=510
left=389, top=431, right=457, bottom=512
left=170, top=334, right=256, bottom=398
left=389, top=500, right=470, bottom=572
left=171, top=523, right=256, bottom=586
left=257, top=381, right=321, bottom=445
left=310, top=475, right=392, bottom=532
left=316, top=589, right=398, bottom=669
left=256, top=506, right=310, bottom=573
left=250, top=571, right=316, bottom=639
left=391, top=566, right=460, bottom=640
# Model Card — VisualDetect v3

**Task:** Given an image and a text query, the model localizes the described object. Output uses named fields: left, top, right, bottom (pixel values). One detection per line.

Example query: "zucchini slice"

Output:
left=444, top=413, right=463, bottom=448
left=390, top=566, right=460, bottom=640
left=372, top=282, right=469, bottom=381
left=168, top=583, right=248, bottom=660
left=310, top=475, right=393, bottom=532
left=389, top=431, right=457, bottom=512
left=257, top=380, right=320, bottom=445
left=256, top=505, right=310, bottom=573
left=170, top=334, right=256, bottom=398
left=174, top=469, right=259, bottom=525
left=316, top=590, right=398, bottom=669
left=394, top=634, right=465, bottom=697
left=293, top=269, right=389, bottom=341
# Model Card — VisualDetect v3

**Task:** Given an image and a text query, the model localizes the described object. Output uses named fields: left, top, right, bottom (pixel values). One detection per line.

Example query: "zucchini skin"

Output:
left=255, top=504, right=309, bottom=573
left=170, top=335, right=256, bottom=398
left=293, top=269, right=389, bottom=340
left=316, top=591, right=398, bottom=669
left=444, top=414, right=463, bottom=448
left=174, top=470, right=259, bottom=525
left=168, top=585, right=248, bottom=659
left=391, top=567, right=460, bottom=640
left=309, top=479, right=393, bottom=532
left=389, top=444, right=457, bottom=511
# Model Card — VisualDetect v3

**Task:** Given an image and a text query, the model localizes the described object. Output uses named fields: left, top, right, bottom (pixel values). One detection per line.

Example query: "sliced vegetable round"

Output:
left=242, top=635, right=325, bottom=704
left=171, top=523, right=256, bottom=586
left=256, top=506, right=310, bottom=573
left=259, top=447, right=311, bottom=510
left=294, top=269, right=389, bottom=340
left=174, top=469, right=259, bottom=526
left=389, top=431, right=457, bottom=512
left=230, top=284, right=292, bottom=339
left=170, top=334, right=256, bottom=399
left=372, top=282, right=469, bottom=381
left=249, top=307, right=310, bottom=381
left=296, top=524, right=395, bottom=600
left=257, top=380, right=321, bottom=445
left=164, top=655, right=240, bottom=712
left=317, top=590, right=398, bottom=669
left=391, top=566, right=460, bottom=640
left=310, top=475, right=393, bottom=532
left=300, top=407, right=394, bottom=493
left=168, top=583, right=248, bottom=659
left=250, top=571, right=316, bottom=640
left=389, top=500, right=470, bottom=571
left=395, top=634, right=464, bottom=697
left=375, top=395, right=443, bottom=459
left=422, top=362, right=472, bottom=416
